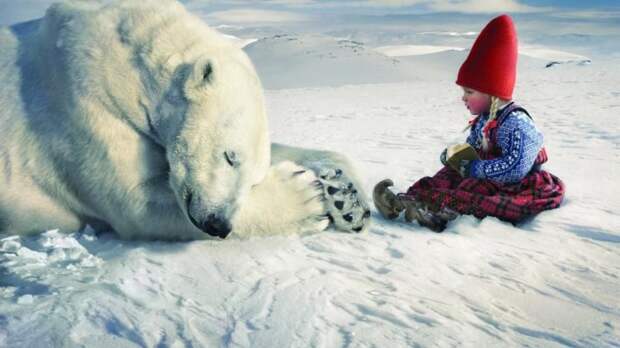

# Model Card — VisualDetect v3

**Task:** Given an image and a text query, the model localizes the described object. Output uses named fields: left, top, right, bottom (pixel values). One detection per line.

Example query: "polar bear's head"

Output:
left=43, top=1, right=271, bottom=238
left=160, top=53, right=271, bottom=239
left=139, top=5, right=271, bottom=239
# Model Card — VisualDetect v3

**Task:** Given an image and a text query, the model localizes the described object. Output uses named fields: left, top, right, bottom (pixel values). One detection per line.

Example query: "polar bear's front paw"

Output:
left=237, top=161, right=330, bottom=236
left=271, top=162, right=331, bottom=234
left=317, top=168, right=371, bottom=233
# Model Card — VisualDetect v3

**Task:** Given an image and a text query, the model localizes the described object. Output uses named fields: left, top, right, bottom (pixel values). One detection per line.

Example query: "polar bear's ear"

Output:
left=185, top=60, right=214, bottom=86
left=180, top=60, right=214, bottom=99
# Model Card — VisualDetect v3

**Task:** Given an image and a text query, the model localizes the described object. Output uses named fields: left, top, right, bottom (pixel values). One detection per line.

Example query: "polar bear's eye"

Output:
left=203, top=63, right=213, bottom=83
left=224, top=151, right=239, bottom=168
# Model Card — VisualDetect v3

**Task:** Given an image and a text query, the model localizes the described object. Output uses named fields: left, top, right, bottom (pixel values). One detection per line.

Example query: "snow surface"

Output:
left=2, top=4, right=620, bottom=348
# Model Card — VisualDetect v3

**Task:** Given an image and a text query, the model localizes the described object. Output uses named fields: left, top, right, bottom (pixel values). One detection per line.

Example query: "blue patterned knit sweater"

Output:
left=466, top=106, right=544, bottom=183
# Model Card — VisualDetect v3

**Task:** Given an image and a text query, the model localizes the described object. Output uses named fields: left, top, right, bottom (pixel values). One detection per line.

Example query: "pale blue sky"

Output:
left=521, top=0, right=617, bottom=7
left=1, top=0, right=618, bottom=58
left=2, top=0, right=620, bottom=26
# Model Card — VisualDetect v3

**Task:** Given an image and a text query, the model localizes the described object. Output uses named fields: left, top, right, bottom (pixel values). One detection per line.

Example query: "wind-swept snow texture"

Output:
left=2, top=3, right=620, bottom=347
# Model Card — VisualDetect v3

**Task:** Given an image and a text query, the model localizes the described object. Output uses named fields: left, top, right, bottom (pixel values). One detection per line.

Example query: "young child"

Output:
left=373, top=14, right=565, bottom=232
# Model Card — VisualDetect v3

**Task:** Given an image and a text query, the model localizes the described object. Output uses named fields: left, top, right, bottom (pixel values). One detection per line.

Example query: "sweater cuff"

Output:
left=469, top=159, right=485, bottom=179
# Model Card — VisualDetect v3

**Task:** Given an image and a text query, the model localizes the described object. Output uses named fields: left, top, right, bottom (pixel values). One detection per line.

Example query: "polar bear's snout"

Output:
left=185, top=192, right=233, bottom=238
left=195, top=213, right=232, bottom=239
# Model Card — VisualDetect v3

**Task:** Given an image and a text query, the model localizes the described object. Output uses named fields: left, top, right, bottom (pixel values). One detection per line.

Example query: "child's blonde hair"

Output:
left=482, top=96, right=501, bottom=151
left=464, top=96, right=501, bottom=151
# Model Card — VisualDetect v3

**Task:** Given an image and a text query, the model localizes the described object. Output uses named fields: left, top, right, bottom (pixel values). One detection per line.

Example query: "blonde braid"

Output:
left=481, top=96, right=500, bottom=151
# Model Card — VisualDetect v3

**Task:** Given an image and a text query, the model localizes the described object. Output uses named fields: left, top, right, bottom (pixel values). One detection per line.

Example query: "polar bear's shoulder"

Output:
left=40, top=1, right=189, bottom=40
left=40, top=0, right=228, bottom=62
left=43, top=0, right=181, bottom=21
left=41, top=1, right=102, bottom=31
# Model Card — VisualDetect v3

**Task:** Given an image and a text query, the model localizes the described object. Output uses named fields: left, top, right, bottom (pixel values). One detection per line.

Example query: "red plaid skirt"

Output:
left=400, top=166, right=565, bottom=223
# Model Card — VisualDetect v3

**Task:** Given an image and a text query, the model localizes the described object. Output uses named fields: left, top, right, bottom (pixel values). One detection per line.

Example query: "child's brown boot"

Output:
left=435, top=207, right=459, bottom=221
left=373, top=179, right=405, bottom=220
left=402, top=199, right=448, bottom=232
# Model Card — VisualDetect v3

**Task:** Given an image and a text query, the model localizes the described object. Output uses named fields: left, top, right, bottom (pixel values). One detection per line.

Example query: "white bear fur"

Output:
left=0, top=0, right=367, bottom=240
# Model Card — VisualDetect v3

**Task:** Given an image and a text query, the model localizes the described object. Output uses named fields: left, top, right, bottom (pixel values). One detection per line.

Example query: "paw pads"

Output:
left=327, top=186, right=340, bottom=195
left=317, top=167, right=371, bottom=233
left=319, top=168, right=344, bottom=180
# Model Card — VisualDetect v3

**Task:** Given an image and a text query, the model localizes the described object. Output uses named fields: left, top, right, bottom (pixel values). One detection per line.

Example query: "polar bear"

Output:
left=0, top=0, right=370, bottom=240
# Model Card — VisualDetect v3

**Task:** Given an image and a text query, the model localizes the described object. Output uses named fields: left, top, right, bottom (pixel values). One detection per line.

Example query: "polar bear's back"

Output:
left=42, top=0, right=237, bottom=68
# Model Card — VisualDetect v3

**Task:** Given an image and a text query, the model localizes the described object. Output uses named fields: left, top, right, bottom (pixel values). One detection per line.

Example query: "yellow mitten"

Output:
left=373, top=179, right=405, bottom=220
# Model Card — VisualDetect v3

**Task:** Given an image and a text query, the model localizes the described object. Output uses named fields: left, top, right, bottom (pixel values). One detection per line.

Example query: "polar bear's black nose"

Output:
left=186, top=193, right=232, bottom=238
left=200, top=214, right=232, bottom=239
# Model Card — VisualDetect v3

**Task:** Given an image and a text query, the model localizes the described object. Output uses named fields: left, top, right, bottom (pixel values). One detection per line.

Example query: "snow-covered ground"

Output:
left=2, top=2, right=620, bottom=347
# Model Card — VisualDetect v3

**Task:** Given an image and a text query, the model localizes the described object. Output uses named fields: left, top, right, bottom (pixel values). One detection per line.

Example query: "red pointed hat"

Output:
left=456, top=14, right=518, bottom=100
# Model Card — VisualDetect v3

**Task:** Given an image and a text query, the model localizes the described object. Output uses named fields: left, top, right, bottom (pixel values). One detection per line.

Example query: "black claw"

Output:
left=334, top=201, right=344, bottom=210
left=335, top=169, right=343, bottom=177
left=327, top=214, right=334, bottom=223
left=343, top=213, right=353, bottom=222
left=363, top=210, right=371, bottom=218
left=327, top=186, right=340, bottom=195
left=352, top=226, right=363, bottom=232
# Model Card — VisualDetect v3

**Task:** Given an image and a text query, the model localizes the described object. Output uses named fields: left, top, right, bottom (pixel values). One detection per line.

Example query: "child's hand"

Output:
left=457, top=159, right=472, bottom=177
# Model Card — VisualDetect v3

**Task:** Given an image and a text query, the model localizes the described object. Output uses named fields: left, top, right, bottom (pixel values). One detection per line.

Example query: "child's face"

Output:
left=461, top=87, right=491, bottom=115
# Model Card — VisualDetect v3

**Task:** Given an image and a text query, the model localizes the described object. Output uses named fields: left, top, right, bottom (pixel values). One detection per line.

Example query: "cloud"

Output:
left=360, top=0, right=426, bottom=6
left=549, top=10, right=620, bottom=20
left=205, top=9, right=310, bottom=23
left=261, top=0, right=316, bottom=4
left=322, top=0, right=550, bottom=13
left=421, top=0, right=550, bottom=13
left=182, top=0, right=550, bottom=14
left=182, top=0, right=316, bottom=6
left=268, top=0, right=551, bottom=13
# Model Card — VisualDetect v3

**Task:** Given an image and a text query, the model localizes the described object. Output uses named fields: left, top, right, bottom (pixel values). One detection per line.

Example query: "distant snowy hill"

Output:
left=243, top=33, right=592, bottom=89
left=244, top=34, right=421, bottom=89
